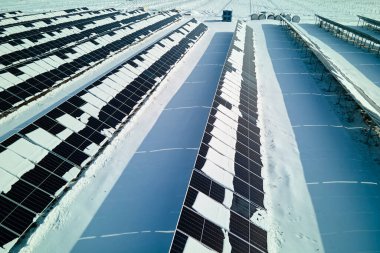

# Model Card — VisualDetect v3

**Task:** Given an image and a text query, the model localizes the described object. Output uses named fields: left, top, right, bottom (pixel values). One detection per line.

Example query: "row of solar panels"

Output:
left=0, top=11, right=23, bottom=20
left=0, top=8, right=91, bottom=27
left=293, top=15, right=380, bottom=126
left=0, top=10, right=181, bottom=116
left=0, top=8, right=118, bottom=43
left=0, top=9, right=142, bottom=45
left=0, top=18, right=207, bottom=251
left=315, top=15, right=380, bottom=50
left=358, top=15, right=380, bottom=29
left=170, top=21, right=267, bottom=253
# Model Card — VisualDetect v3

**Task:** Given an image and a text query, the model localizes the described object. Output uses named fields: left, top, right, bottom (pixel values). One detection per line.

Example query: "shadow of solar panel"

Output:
left=0, top=18, right=207, bottom=249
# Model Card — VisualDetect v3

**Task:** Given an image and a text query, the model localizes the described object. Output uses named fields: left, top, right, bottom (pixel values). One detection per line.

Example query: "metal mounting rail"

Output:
left=315, top=14, right=380, bottom=55
left=357, top=15, right=380, bottom=30
left=280, top=16, right=380, bottom=128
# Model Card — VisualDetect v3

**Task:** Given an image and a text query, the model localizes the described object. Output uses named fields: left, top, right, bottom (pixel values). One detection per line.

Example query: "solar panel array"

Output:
left=0, top=15, right=207, bottom=251
left=0, top=9, right=181, bottom=116
left=280, top=16, right=380, bottom=127
left=315, top=15, right=380, bottom=55
left=170, top=21, right=267, bottom=253
left=0, top=11, right=23, bottom=20
left=357, top=15, right=380, bottom=30
left=0, top=8, right=90, bottom=27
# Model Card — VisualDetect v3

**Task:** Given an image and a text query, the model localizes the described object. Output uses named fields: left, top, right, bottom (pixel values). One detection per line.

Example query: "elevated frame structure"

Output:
left=281, top=16, right=380, bottom=129
left=357, top=15, right=380, bottom=31
left=315, top=14, right=380, bottom=56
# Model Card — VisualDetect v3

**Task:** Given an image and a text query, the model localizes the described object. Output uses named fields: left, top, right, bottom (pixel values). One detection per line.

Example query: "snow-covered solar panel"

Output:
left=315, top=15, right=380, bottom=49
left=0, top=11, right=23, bottom=20
left=0, top=9, right=118, bottom=44
left=0, top=11, right=182, bottom=116
left=358, top=15, right=380, bottom=29
left=171, top=22, right=268, bottom=253
left=281, top=16, right=380, bottom=127
left=0, top=8, right=90, bottom=27
left=0, top=11, right=147, bottom=64
left=0, top=18, right=206, bottom=251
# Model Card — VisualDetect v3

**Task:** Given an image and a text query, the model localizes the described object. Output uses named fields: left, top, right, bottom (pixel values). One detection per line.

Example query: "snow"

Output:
left=192, top=191, right=231, bottom=229
left=295, top=23, right=380, bottom=125
left=202, top=158, right=235, bottom=190
left=0, top=149, right=35, bottom=177
left=0, top=169, right=18, bottom=194
left=56, top=114, right=86, bottom=132
left=7, top=138, right=49, bottom=163
left=253, top=17, right=380, bottom=253
left=1, top=1, right=380, bottom=253
left=62, top=167, right=81, bottom=182
left=252, top=21, right=323, bottom=253
left=13, top=18, right=221, bottom=253
left=223, top=188, right=234, bottom=207
left=83, top=143, right=100, bottom=157
left=0, top=11, right=182, bottom=140
left=183, top=236, right=217, bottom=253
left=56, top=128, right=74, bottom=140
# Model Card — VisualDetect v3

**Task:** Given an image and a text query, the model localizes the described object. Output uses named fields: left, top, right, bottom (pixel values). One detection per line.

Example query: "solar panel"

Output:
left=0, top=9, right=117, bottom=41
left=171, top=22, right=268, bottom=253
left=0, top=18, right=207, bottom=250
left=0, top=11, right=182, bottom=116
left=357, top=15, right=380, bottom=30
left=281, top=16, right=380, bottom=128
left=315, top=15, right=380, bottom=53
left=0, top=11, right=23, bottom=20
left=0, top=8, right=92, bottom=27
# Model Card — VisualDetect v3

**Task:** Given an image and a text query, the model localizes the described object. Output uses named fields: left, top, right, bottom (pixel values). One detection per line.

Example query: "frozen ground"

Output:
left=1, top=1, right=380, bottom=253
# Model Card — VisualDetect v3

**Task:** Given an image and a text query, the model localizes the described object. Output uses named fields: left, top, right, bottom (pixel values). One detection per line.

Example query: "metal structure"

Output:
left=0, top=8, right=207, bottom=251
left=280, top=16, right=380, bottom=131
left=315, top=14, right=380, bottom=56
left=357, top=15, right=380, bottom=30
